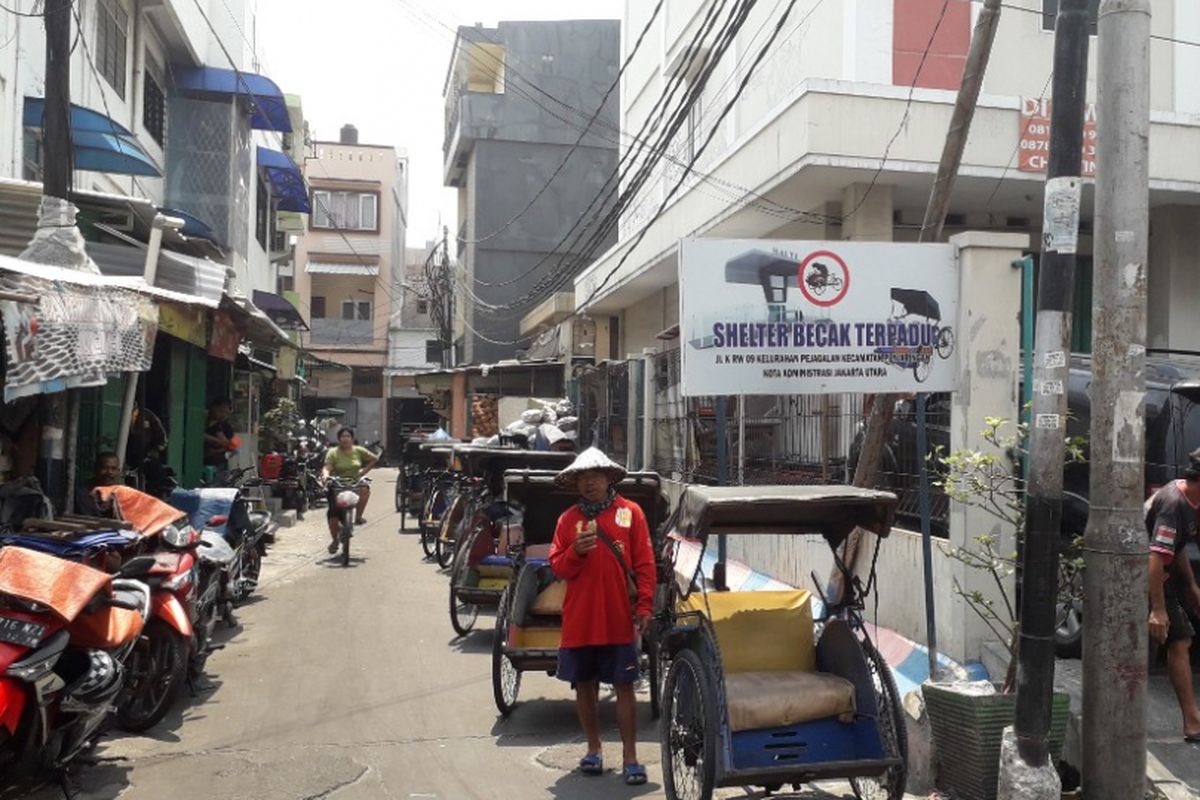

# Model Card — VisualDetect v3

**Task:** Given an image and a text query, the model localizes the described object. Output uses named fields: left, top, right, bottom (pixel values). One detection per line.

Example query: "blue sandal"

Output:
left=622, top=763, right=647, bottom=785
left=579, top=753, right=603, bottom=776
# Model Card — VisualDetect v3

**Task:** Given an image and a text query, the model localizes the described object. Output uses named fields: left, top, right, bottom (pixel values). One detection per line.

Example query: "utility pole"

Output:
left=838, top=0, right=1003, bottom=597
left=1002, top=2, right=1090, bottom=795
left=1083, top=1, right=1151, bottom=797
left=43, top=0, right=71, bottom=201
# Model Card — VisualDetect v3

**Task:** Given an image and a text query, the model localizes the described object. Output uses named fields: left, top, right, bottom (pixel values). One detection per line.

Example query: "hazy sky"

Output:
left=256, top=0, right=623, bottom=250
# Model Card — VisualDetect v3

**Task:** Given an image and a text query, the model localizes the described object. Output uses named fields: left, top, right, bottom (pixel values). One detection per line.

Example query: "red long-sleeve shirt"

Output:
left=548, top=495, right=656, bottom=648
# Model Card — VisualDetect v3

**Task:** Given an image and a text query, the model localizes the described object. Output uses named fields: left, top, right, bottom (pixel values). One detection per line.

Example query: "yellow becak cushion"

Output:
left=678, top=590, right=816, bottom=674
left=530, top=580, right=567, bottom=615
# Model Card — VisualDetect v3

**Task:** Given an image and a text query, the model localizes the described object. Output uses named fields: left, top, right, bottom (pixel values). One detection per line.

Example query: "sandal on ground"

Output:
left=327, top=541, right=338, bottom=554
left=1185, top=733, right=1200, bottom=743
left=578, top=753, right=603, bottom=776
left=622, top=763, right=647, bottom=785
left=356, top=517, right=367, bottom=525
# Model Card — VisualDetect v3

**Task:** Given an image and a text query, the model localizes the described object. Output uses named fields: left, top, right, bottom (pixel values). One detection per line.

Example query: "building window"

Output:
left=351, top=368, right=383, bottom=398
left=311, top=190, right=379, bottom=231
left=342, top=300, right=371, bottom=321
left=417, top=299, right=429, bottom=315
left=96, top=0, right=129, bottom=99
left=255, top=177, right=270, bottom=249
left=425, top=340, right=442, bottom=364
left=1042, top=0, right=1099, bottom=34
left=277, top=275, right=294, bottom=294
left=143, top=70, right=166, bottom=146
left=311, top=296, right=326, bottom=318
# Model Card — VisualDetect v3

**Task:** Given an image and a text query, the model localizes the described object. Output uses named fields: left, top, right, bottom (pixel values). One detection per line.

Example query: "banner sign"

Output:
left=679, top=239, right=960, bottom=397
left=1019, top=97, right=1097, bottom=176
left=208, top=310, right=243, bottom=362
left=1, top=274, right=158, bottom=402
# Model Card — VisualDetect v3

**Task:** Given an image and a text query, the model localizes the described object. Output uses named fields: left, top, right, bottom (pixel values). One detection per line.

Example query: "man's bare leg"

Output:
left=615, top=683, right=639, bottom=765
left=1167, top=639, right=1200, bottom=737
left=576, top=680, right=603, bottom=756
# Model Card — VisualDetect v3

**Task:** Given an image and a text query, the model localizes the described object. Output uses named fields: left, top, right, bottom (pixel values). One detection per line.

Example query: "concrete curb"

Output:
left=1148, top=752, right=1199, bottom=800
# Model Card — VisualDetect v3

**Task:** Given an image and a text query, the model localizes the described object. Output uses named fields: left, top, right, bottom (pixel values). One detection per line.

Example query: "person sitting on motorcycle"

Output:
left=321, top=427, right=379, bottom=553
left=76, top=451, right=121, bottom=517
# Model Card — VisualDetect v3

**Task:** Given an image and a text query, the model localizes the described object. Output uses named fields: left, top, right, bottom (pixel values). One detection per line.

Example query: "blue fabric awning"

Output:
left=172, top=65, right=292, bottom=133
left=23, top=97, right=161, bottom=177
left=159, top=206, right=223, bottom=247
left=257, top=147, right=310, bottom=213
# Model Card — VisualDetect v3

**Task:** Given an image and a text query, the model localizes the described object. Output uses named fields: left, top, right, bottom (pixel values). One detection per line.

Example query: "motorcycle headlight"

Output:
left=161, top=523, right=192, bottom=549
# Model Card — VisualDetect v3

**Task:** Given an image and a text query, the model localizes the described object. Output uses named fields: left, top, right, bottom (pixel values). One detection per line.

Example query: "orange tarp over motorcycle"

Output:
left=0, top=547, right=110, bottom=622
left=94, top=485, right=186, bottom=537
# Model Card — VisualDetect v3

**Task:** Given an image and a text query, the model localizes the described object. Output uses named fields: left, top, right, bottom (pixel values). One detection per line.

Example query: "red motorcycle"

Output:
left=0, top=546, right=151, bottom=778
left=95, top=487, right=220, bottom=733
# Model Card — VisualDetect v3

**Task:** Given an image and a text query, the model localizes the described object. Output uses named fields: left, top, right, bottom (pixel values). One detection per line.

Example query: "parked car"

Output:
left=852, top=352, right=1200, bottom=658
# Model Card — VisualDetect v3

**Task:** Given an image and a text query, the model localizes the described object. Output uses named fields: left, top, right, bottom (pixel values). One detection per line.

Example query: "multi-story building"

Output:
left=442, top=19, right=620, bottom=365
left=0, top=0, right=307, bottom=487
left=385, top=242, right=444, bottom=452
left=571, top=0, right=1200, bottom=356
left=295, top=125, right=408, bottom=447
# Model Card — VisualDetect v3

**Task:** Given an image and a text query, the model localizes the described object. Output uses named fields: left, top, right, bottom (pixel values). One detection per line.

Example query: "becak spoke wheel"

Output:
left=449, top=585, right=478, bottom=637
left=851, top=634, right=909, bottom=800
left=913, top=357, right=932, bottom=383
left=661, top=648, right=717, bottom=800
left=492, top=589, right=521, bottom=716
left=936, top=326, right=955, bottom=359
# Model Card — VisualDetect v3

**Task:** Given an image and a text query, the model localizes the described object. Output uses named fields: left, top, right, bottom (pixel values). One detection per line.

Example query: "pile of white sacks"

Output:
left=471, top=398, right=578, bottom=449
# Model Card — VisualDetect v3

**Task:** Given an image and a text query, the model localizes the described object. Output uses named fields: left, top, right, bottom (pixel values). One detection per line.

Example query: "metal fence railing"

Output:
left=639, top=349, right=950, bottom=536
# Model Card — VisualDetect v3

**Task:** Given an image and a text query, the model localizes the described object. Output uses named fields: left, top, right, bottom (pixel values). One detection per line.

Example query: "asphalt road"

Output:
left=21, top=469, right=894, bottom=800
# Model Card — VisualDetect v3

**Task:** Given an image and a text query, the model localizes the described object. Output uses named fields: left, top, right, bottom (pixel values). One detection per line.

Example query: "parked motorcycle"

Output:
left=112, top=517, right=214, bottom=732
left=0, top=546, right=151, bottom=778
left=169, top=488, right=267, bottom=611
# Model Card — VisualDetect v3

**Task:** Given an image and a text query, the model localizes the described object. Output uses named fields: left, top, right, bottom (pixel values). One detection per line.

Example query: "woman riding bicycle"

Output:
left=321, top=427, right=379, bottom=554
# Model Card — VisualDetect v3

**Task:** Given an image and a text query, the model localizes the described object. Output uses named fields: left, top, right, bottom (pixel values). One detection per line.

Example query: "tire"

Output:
left=492, top=590, right=521, bottom=716
left=1055, top=537, right=1084, bottom=658
left=851, top=635, right=908, bottom=800
left=450, top=585, right=478, bottom=637
left=420, top=524, right=436, bottom=558
left=937, top=326, right=955, bottom=359
left=661, top=648, right=717, bottom=800
left=341, top=517, right=352, bottom=567
left=395, top=477, right=405, bottom=513
left=646, top=629, right=665, bottom=720
left=913, top=357, right=931, bottom=383
left=435, top=514, right=456, bottom=569
left=238, top=543, right=262, bottom=601
left=116, top=620, right=186, bottom=732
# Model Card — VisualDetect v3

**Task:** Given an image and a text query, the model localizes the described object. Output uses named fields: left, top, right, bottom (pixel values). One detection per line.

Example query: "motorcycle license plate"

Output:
left=0, top=616, right=47, bottom=648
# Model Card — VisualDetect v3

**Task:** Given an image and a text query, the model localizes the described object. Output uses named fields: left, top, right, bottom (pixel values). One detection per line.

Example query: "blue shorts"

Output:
left=556, top=644, right=641, bottom=686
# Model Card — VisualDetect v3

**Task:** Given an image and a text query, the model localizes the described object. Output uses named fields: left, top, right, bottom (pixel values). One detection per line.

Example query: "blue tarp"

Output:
left=256, top=146, right=311, bottom=213
left=172, top=65, right=292, bottom=134
left=23, top=97, right=161, bottom=177
left=167, top=488, right=243, bottom=537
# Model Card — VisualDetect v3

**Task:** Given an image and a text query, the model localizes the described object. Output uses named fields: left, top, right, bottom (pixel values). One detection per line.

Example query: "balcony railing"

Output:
left=310, top=318, right=374, bottom=346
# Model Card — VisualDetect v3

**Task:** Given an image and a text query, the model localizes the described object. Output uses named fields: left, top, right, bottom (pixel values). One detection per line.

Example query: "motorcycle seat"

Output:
left=68, top=601, right=144, bottom=649
left=248, top=511, right=271, bottom=529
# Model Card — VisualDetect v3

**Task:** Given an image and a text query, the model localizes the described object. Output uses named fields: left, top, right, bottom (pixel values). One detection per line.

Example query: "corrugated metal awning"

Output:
left=87, top=241, right=225, bottom=307
left=306, top=261, right=378, bottom=276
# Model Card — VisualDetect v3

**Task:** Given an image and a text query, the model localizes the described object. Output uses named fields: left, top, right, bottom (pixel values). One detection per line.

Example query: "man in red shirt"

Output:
left=549, top=448, right=655, bottom=786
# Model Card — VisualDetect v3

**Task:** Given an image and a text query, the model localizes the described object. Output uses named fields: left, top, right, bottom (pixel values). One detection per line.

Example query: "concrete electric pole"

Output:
left=1082, top=1, right=1152, bottom=798
left=1001, top=1, right=1090, bottom=796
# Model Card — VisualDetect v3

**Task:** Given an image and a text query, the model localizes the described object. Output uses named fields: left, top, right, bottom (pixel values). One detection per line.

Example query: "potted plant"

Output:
left=922, top=416, right=1082, bottom=800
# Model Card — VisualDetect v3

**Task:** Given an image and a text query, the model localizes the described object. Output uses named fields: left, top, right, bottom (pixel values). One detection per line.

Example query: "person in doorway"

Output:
left=76, top=452, right=121, bottom=517
left=203, top=398, right=238, bottom=467
left=548, top=448, right=654, bottom=786
left=321, top=427, right=379, bottom=553
left=1146, top=448, right=1200, bottom=742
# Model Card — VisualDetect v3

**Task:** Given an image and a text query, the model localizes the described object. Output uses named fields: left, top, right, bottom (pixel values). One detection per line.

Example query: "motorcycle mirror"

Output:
left=118, top=555, right=157, bottom=578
